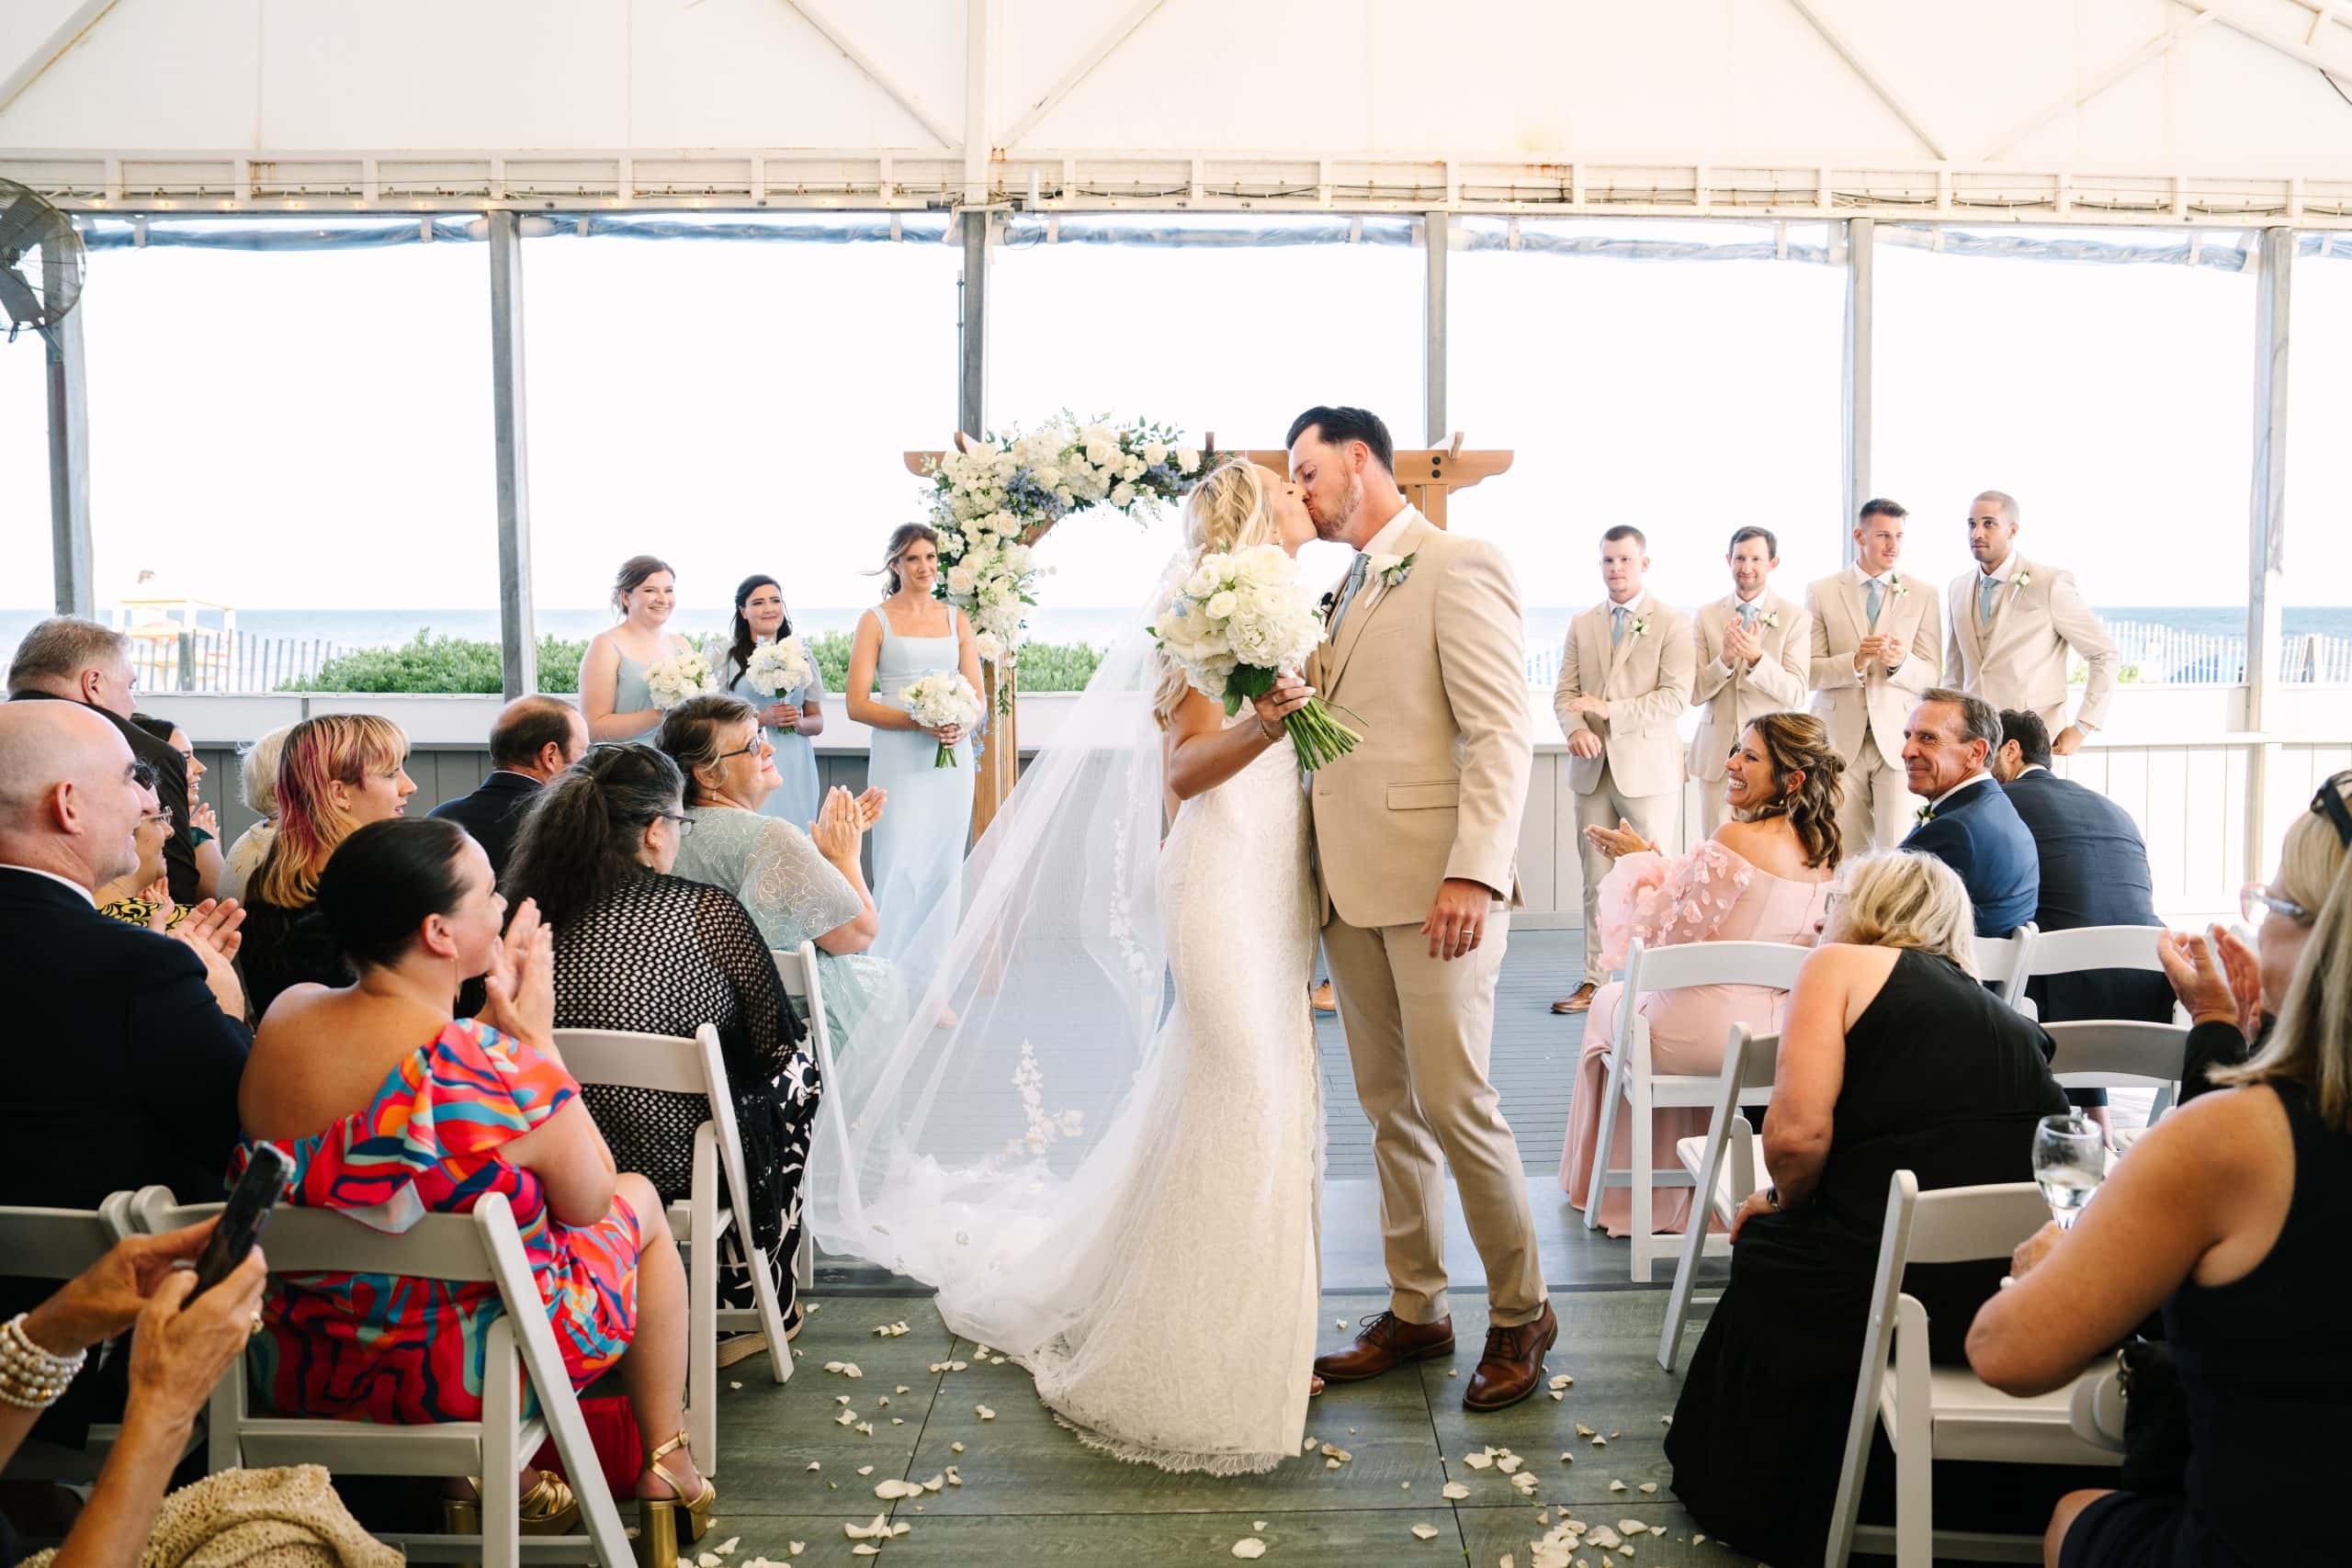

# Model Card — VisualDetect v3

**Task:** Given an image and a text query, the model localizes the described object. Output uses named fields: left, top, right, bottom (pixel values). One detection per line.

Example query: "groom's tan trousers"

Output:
left=1322, top=904, right=1548, bottom=1329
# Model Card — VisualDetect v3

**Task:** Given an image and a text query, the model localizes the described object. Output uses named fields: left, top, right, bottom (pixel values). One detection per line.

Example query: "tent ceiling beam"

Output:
left=1973, top=11, right=2222, bottom=163
left=0, top=0, right=123, bottom=119
left=1001, top=0, right=1169, bottom=151
left=2171, top=0, right=2352, bottom=84
left=775, top=0, right=958, bottom=149
left=1781, top=0, right=1952, bottom=162
left=9, top=150, right=2352, bottom=226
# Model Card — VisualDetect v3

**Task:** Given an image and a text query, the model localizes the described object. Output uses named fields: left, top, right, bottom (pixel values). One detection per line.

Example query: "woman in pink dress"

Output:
left=1561, top=711, right=1847, bottom=1236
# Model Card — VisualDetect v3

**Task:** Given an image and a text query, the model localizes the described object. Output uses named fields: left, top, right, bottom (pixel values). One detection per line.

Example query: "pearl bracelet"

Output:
left=0, top=1313, right=87, bottom=1410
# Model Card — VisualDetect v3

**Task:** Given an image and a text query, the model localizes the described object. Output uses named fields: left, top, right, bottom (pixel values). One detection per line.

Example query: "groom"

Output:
left=1285, top=406, right=1555, bottom=1410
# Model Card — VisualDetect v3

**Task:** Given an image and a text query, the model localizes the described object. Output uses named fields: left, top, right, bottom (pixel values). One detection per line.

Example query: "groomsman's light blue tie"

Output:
left=1611, top=604, right=1629, bottom=648
left=1737, top=603, right=1758, bottom=632
left=1978, top=572, right=2001, bottom=626
left=1864, top=578, right=1883, bottom=625
left=1332, top=553, right=1372, bottom=635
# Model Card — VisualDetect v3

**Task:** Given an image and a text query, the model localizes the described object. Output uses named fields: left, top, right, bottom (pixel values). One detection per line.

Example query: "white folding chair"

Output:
left=558, top=1023, right=794, bottom=1475
left=2045, top=1019, right=2193, bottom=1148
left=1972, top=923, right=2038, bottom=1010
left=771, top=942, right=834, bottom=1292
left=0, top=1193, right=152, bottom=1483
left=1655, top=1024, right=1779, bottom=1371
left=2024, top=926, right=2184, bottom=1119
left=130, top=1187, right=633, bottom=1568
left=1580, top=938, right=1813, bottom=1281
left=1824, top=1173, right=2120, bottom=1568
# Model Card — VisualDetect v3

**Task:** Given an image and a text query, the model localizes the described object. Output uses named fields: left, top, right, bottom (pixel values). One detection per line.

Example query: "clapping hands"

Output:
left=481, top=897, right=556, bottom=1049
left=1583, top=817, right=1653, bottom=860
left=1720, top=620, right=1762, bottom=667
left=2156, top=924, right=2263, bottom=1037
left=165, top=897, right=247, bottom=1018
left=810, top=785, right=883, bottom=863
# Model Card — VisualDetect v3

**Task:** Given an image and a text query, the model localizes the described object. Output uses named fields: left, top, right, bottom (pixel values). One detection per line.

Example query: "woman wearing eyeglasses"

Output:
left=654, top=694, right=890, bottom=1050
left=501, top=740, right=819, bottom=1348
left=94, top=783, right=188, bottom=931
left=2155, top=772, right=2352, bottom=1101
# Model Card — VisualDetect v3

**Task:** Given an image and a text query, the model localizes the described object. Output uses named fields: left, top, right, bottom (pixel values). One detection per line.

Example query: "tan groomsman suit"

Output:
left=1555, top=592, right=1697, bottom=987
left=1307, top=504, right=1547, bottom=1330
left=1946, top=552, right=2119, bottom=737
left=1689, top=590, right=1812, bottom=834
left=1805, top=564, right=1940, bottom=852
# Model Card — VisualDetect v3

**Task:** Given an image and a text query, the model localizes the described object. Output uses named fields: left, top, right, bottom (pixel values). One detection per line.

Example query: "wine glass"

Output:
left=2032, top=1112, right=2108, bottom=1229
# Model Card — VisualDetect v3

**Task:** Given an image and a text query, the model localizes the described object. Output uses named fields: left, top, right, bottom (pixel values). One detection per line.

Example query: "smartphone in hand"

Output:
left=188, top=1145, right=292, bottom=1299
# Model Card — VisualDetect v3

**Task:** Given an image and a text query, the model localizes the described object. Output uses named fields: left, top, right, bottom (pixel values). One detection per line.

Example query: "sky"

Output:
left=4, top=220, right=2348, bottom=616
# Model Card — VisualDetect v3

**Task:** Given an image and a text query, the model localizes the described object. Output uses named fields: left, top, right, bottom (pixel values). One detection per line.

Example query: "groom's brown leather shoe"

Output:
left=1463, top=1303, right=1558, bottom=1412
left=1314, top=1312, right=1454, bottom=1383
left=1552, top=983, right=1598, bottom=1016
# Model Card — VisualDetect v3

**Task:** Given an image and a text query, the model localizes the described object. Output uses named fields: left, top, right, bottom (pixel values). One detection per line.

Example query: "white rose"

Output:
left=1142, top=440, right=1168, bottom=467
left=1033, top=465, right=1061, bottom=490
left=1001, top=543, right=1034, bottom=574
left=973, top=631, right=1003, bottom=661
left=1236, top=545, right=1292, bottom=586
left=1085, top=436, right=1118, bottom=468
left=1111, top=481, right=1137, bottom=507
left=1204, top=590, right=1240, bottom=621
left=946, top=563, right=978, bottom=595
left=1176, top=446, right=1201, bottom=473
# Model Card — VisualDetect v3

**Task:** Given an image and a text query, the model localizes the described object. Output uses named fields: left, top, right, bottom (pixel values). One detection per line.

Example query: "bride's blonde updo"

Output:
left=1152, top=459, right=1277, bottom=728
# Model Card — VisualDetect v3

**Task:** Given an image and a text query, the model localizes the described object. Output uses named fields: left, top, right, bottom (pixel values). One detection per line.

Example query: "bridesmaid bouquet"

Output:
left=899, top=671, right=984, bottom=768
left=745, top=636, right=815, bottom=699
left=644, top=648, right=718, bottom=710
left=1149, top=544, right=1363, bottom=771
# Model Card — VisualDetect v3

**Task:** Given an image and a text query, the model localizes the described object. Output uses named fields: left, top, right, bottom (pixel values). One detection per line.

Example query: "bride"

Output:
left=806, top=459, right=1326, bottom=1473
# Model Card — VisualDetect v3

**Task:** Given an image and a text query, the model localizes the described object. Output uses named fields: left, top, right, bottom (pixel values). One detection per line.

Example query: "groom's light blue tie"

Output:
left=1332, top=553, right=1372, bottom=635
left=1978, top=572, right=2001, bottom=626
left=1611, top=604, right=1629, bottom=648
left=1864, top=577, right=1883, bottom=625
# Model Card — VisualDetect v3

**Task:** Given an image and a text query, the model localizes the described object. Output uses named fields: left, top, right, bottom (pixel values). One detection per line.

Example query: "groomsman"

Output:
left=1805, top=499, right=1941, bottom=854
left=1945, top=491, right=2119, bottom=756
left=1689, top=526, right=1811, bottom=834
left=1552, top=525, right=1695, bottom=1015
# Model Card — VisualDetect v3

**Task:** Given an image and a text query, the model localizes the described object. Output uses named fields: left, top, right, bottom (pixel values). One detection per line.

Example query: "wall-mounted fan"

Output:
left=0, top=178, right=85, bottom=343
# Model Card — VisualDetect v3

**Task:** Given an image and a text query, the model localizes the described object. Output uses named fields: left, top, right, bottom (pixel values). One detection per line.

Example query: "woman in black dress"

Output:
left=1666, top=849, right=2068, bottom=1566
left=1969, top=778, right=2352, bottom=1568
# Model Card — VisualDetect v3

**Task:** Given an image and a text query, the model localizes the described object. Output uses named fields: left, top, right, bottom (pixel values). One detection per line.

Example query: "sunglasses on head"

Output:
left=2313, top=771, right=2352, bottom=849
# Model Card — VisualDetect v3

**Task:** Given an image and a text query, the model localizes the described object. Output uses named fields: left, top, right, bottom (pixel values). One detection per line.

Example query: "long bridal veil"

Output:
left=804, top=564, right=1189, bottom=1353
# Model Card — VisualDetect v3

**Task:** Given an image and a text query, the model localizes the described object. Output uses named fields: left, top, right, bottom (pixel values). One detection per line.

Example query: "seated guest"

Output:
left=6, top=616, right=198, bottom=904
left=220, top=723, right=292, bottom=905
left=237, top=818, right=712, bottom=1554
left=2157, top=769, right=2351, bottom=1102
left=1898, top=687, right=2039, bottom=937
left=656, top=694, right=889, bottom=1045
left=427, top=695, right=589, bottom=880
left=1667, top=850, right=2068, bottom=1567
left=1993, top=706, right=2175, bottom=1137
left=1561, top=712, right=1843, bottom=1236
left=503, top=744, right=817, bottom=1333
left=92, top=778, right=185, bottom=931
left=1967, top=844, right=2352, bottom=1568
left=0, top=703, right=251, bottom=1445
left=130, top=715, right=224, bottom=902
left=237, top=714, right=416, bottom=1023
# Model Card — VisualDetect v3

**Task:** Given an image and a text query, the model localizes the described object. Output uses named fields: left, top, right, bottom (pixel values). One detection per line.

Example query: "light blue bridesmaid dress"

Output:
left=608, top=636, right=688, bottom=742
left=727, top=645, right=825, bottom=830
left=866, top=604, right=975, bottom=962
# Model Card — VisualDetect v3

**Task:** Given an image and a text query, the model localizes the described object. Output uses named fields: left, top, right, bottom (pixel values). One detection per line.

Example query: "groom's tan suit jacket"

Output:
left=1306, top=507, right=1532, bottom=929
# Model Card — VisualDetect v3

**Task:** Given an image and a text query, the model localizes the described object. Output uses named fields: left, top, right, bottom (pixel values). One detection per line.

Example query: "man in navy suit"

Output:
left=1897, top=688, right=2039, bottom=938
left=1993, top=709, right=2175, bottom=1136
left=426, top=694, right=587, bottom=880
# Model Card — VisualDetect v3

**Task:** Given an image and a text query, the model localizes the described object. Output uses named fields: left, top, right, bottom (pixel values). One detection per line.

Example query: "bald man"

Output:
left=0, top=703, right=253, bottom=1301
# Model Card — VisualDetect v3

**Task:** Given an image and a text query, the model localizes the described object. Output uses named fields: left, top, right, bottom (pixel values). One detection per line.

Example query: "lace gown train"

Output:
left=998, top=717, right=1323, bottom=1475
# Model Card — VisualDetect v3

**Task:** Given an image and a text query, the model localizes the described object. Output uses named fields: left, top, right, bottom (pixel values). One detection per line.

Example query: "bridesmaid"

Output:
left=844, top=525, right=984, bottom=962
left=719, top=574, right=826, bottom=830
left=581, top=555, right=697, bottom=742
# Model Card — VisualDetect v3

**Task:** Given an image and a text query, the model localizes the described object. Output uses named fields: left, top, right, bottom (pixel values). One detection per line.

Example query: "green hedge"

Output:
left=288, top=629, right=1104, bottom=695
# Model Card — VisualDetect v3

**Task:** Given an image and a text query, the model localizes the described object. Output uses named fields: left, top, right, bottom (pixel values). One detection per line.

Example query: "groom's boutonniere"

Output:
left=1914, top=803, right=1936, bottom=826
left=1631, top=615, right=1650, bottom=637
left=1368, top=551, right=1417, bottom=590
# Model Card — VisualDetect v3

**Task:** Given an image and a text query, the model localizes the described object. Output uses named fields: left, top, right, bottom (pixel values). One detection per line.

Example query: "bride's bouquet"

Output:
left=899, top=671, right=984, bottom=768
left=1150, top=545, right=1363, bottom=770
left=645, top=646, right=719, bottom=710
left=743, top=636, right=815, bottom=699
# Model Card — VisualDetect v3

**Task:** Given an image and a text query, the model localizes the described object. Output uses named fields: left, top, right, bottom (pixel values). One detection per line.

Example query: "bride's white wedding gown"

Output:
left=1005, top=715, right=1323, bottom=1474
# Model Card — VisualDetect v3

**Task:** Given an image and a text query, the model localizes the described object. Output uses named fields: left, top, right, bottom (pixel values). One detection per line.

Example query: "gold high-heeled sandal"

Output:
left=634, top=1430, right=717, bottom=1568
left=440, top=1470, right=581, bottom=1539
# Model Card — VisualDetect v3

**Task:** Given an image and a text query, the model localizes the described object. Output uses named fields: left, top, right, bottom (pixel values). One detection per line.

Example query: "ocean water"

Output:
left=8, top=603, right=2349, bottom=658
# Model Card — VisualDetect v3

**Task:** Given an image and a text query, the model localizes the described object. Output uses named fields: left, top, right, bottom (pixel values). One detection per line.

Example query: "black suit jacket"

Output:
left=2004, top=768, right=2176, bottom=1024
left=8, top=691, right=199, bottom=904
left=426, top=770, right=543, bottom=881
left=1900, top=776, right=2041, bottom=938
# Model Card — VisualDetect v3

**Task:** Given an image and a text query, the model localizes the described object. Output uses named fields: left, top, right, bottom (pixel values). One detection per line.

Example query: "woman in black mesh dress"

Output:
left=503, top=742, right=815, bottom=1341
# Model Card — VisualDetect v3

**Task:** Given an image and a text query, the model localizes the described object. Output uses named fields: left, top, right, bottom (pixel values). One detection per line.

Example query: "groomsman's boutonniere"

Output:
left=1632, top=615, right=1651, bottom=638
left=1758, top=609, right=1783, bottom=630
left=1886, top=573, right=1910, bottom=598
left=1914, top=803, right=1936, bottom=826
left=2013, top=570, right=2032, bottom=591
left=1368, top=552, right=1418, bottom=590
